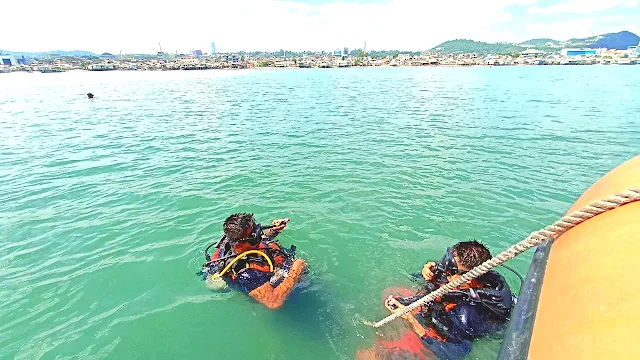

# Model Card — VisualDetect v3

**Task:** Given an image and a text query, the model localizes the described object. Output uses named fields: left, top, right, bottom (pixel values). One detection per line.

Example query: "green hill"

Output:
left=520, top=31, right=639, bottom=50
left=431, top=39, right=525, bottom=55
left=434, top=30, right=639, bottom=55
left=519, top=38, right=560, bottom=47
left=0, top=50, right=96, bottom=58
left=567, top=31, right=639, bottom=50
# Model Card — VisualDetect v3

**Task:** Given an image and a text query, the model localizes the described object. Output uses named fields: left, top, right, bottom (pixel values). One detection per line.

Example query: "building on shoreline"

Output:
left=561, top=48, right=606, bottom=56
left=87, top=63, right=116, bottom=71
left=1, top=54, right=26, bottom=66
left=2, top=44, right=639, bottom=74
left=520, top=49, right=544, bottom=58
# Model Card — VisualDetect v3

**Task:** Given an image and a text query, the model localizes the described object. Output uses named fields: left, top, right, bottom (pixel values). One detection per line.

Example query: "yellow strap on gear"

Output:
left=210, top=250, right=274, bottom=280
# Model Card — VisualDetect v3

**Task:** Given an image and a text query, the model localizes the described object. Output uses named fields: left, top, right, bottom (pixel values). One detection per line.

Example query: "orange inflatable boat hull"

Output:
left=499, top=155, right=640, bottom=359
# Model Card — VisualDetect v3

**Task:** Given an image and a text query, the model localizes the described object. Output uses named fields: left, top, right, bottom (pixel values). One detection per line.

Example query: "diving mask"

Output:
left=437, top=247, right=461, bottom=276
left=238, top=223, right=264, bottom=246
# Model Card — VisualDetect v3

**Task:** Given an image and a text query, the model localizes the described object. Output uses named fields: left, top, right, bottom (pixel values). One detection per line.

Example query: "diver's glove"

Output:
left=271, top=218, right=290, bottom=231
left=264, top=218, right=290, bottom=238
left=275, top=259, right=306, bottom=293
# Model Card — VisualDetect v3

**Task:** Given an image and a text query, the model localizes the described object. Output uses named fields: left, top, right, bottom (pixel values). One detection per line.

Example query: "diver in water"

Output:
left=200, top=213, right=307, bottom=309
left=87, top=93, right=94, bottom=99
left=380, top=241, right=514, bottom=360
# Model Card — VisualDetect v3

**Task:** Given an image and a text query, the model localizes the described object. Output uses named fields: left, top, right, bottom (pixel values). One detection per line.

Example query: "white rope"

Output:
left=367, top=187, right=640, bottom=328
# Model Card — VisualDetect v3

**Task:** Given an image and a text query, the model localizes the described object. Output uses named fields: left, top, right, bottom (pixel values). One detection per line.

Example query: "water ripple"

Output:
left=0, top=67, right=639, bottom=359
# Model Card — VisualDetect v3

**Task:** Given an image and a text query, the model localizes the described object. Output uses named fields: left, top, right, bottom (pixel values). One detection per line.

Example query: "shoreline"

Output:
left=1, top=61, right=637, bottom=74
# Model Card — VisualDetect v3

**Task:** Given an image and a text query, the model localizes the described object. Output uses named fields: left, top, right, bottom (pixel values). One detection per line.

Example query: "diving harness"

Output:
left=198, top=223, right=297, bottom=291
left=403, top=249, right=523, bottom=323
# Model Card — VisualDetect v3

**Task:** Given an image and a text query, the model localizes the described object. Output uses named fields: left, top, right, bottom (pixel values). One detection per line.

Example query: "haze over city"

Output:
left=3, top=0, right=640, bottom=54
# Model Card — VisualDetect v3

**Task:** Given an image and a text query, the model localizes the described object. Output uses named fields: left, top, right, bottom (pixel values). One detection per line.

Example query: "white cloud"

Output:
left=3, top=0, right=537, bottom=53
left=528, top=0, right=638, bottom=14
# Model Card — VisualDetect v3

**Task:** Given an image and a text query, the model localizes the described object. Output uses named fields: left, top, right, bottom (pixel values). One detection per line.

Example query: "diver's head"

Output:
left=223, top=212, right=265, bottom=247
left=451, top=240, right=491, bottom=273
left=224, top=213, right=257, bottom=241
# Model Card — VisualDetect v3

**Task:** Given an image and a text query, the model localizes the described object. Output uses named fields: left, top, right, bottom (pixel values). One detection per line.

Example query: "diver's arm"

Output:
left=405, top=313, right=428, bottom=338
left=447, top=274, right=475, bottom=290
left=385, top=297, right=428, bottom=338
left=248, top=259, right=306, bottom=309
left=263, top=218, right=290, bottom=238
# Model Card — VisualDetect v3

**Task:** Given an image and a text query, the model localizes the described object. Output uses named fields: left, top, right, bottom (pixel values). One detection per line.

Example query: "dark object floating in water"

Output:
left=87, top=93, right=94, bottom=99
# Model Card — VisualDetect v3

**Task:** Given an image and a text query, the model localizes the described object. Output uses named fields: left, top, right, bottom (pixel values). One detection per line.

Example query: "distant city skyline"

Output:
left=3, top=0, right=639, bottom=54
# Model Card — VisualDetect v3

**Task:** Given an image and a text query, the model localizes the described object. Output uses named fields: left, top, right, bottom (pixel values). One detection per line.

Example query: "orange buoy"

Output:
left=524, top=155, right=640, bottom=359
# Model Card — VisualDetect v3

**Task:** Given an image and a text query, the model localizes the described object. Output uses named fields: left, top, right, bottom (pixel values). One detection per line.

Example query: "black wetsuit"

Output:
left=401, top=270, right=513, bottom=360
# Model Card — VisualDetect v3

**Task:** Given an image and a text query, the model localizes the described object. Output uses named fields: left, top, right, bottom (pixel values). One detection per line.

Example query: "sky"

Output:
left=2, top=0, right=639, bottom=54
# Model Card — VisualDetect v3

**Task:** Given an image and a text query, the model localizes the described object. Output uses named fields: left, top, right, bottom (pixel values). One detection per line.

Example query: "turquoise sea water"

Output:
left=1, top=66, right=639, bottom=360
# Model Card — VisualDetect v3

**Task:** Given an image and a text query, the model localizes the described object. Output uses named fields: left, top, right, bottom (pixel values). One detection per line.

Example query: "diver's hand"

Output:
left=384, top=296, right=410, bottom=319
left=264, top=218, right=289, bottom=237
left=270, top=218, right=290, bottom=231
left=386, top=297, right=428, bottom=339
left=291, top=258, right=307, bottom=273
left=447, top=274, right=473, bottom=290
left=422, top=262, right=437, bottom=281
